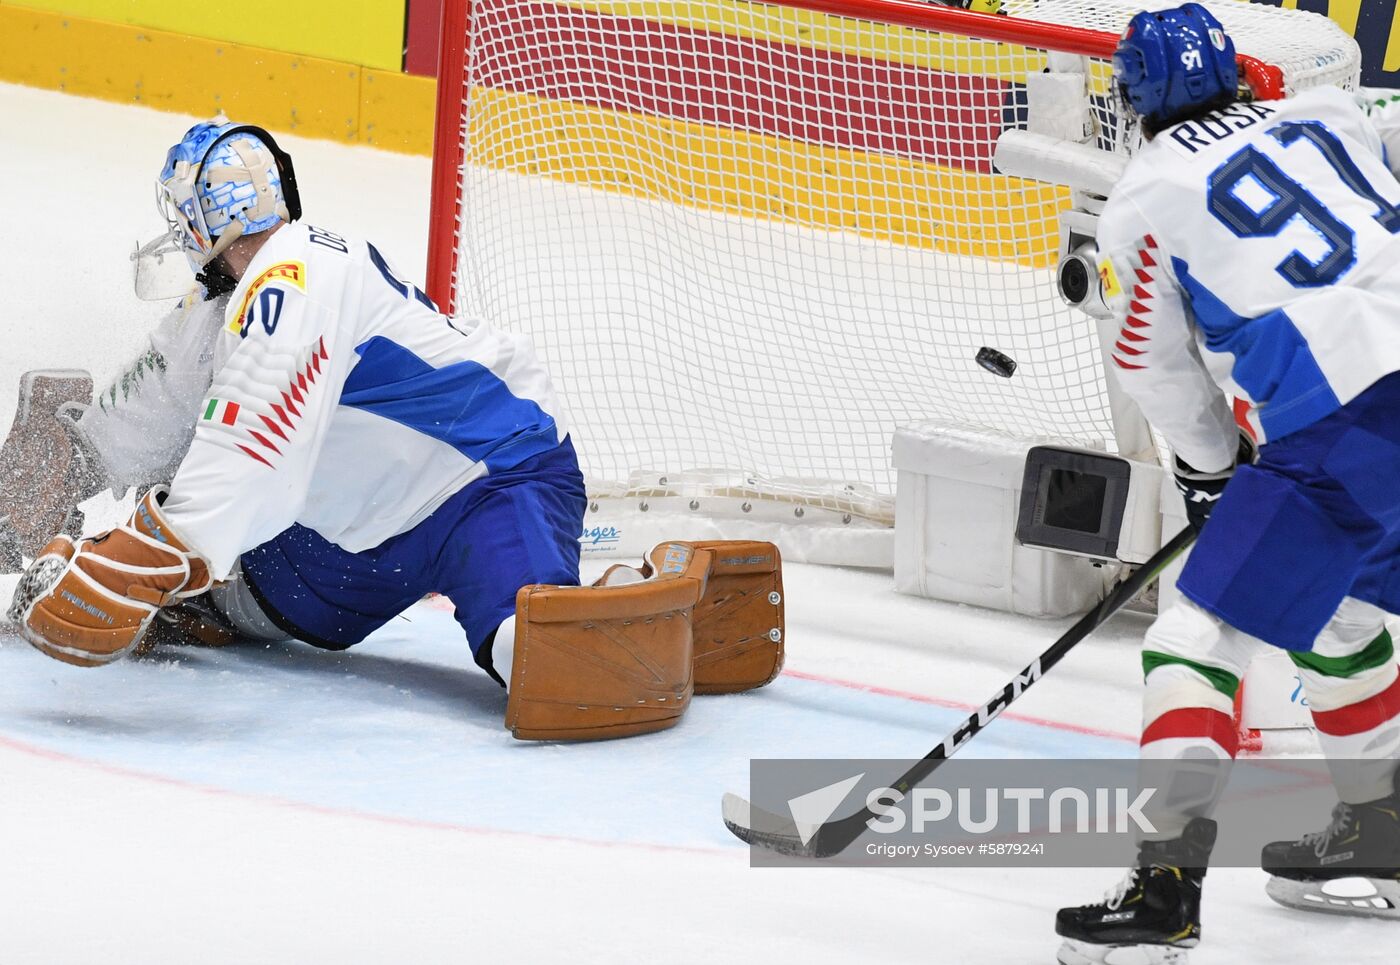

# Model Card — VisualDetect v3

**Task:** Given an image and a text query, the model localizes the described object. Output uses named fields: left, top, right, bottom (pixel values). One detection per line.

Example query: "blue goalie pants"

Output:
left=1179, top=373, right=1400, bottom=652
left=235, top=436, right=586, bottom=672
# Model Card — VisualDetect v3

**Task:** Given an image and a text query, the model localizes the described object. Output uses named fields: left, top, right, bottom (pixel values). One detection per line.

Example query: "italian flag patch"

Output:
left=203, top=398, right=240, bottom=426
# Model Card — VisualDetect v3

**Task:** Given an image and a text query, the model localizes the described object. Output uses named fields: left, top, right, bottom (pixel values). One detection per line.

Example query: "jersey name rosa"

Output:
left=1163, top=102, right=1279, bottom=158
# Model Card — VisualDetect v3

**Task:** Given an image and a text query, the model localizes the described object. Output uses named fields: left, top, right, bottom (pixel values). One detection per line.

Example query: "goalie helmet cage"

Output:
left=425, top=0, right=1360, bottom=558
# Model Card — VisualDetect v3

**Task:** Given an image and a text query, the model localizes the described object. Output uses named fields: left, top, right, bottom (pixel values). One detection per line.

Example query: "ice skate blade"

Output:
left=1265, top=874, right=1400, bottom=919
left=1057, top=939, right=1191, bottom=964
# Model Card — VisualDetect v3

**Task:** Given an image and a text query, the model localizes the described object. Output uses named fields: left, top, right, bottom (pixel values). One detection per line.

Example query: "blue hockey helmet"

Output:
left=156, top=117, right=302, bottom=270
left=1113, top=4, right=1238, bottom=131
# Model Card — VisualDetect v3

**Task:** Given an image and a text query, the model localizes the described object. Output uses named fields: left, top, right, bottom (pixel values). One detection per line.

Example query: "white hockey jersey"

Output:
left=76, top=291, right=227, bottom=496
left=1097, top=86, right=1400, bottom=473
left=152, top=223, right=567, bottom=579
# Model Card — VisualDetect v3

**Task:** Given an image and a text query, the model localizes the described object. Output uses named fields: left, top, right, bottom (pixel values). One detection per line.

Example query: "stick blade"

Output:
left=721, top=792, right=821, bottom=859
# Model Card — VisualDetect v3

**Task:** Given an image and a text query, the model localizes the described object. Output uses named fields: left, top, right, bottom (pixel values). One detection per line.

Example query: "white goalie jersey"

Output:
left=1096, top=86, right=1400, bottom=473
left=87, top=223, right=568, bottom=580
left=76, top=291, right=226, bottom=495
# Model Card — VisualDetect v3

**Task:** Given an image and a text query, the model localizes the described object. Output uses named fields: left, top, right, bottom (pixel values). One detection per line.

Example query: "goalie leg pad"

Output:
left=590, top=541, right=787, bottom=694
left=505, top=542, right=709, bottom=741
left=685, top=540, right=785, bottom=695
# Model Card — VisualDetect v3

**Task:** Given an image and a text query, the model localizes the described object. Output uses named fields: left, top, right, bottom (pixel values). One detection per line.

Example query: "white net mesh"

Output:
left=443, top=0, right=1360, bottom=522
left=1009, top=0, right=1361, bottom=95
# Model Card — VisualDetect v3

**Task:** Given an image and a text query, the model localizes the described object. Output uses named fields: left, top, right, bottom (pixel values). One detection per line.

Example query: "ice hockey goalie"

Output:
left=2, top=116, right=784, bottom=740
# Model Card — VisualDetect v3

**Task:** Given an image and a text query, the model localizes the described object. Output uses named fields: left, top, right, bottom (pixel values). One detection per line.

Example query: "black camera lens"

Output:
left=1059, top=255, right=1091, bottom=305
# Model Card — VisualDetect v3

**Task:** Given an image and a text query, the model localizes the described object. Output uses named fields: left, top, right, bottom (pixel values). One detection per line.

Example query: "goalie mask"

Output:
left=155, top=117, right=302, bottom=273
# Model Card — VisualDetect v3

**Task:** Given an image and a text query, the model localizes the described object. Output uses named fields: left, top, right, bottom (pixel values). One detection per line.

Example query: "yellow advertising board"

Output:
left=2, top=0, right=1399, bottom=166
left=0, top=4, right=433, bottom=152
left=3, top=0, right=405, bottom=72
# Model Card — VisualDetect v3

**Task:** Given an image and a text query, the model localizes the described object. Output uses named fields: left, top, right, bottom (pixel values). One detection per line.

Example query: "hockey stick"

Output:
left=721, top=525, right=1197, bottom=859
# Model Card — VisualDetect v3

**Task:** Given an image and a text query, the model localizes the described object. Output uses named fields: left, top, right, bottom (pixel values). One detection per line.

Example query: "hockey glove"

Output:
left=0, top=371, right=98, bottom=568
left=7, top=486, right=212, bottom=667
left=1174, top=431, right=1258, bottom=531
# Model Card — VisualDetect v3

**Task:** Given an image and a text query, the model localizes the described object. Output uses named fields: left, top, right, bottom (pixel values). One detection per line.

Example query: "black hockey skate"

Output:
left=135, top=596, right=242, bottom=657
left=1261, top=766, right=1400, bottom=919
left=1055, top=818, right=1216, bottom=965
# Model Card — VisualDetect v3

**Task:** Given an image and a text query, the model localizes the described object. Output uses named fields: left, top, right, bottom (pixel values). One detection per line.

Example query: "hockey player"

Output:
left=3, top=118, right=786, bottom=740
left=1055, top=6, right=1400, bottom=963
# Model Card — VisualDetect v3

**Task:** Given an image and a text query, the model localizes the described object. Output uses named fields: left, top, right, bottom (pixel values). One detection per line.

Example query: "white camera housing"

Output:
left=1056, top=208, right=1112, bottom=319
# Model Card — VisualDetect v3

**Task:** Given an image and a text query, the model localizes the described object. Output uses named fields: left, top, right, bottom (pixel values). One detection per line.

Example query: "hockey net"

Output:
left=427, top=0, right=1360, bottom=533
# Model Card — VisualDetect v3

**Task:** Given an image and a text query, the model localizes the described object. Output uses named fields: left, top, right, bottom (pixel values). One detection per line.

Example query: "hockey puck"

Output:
left=976, top=346, right=1017, bottom=378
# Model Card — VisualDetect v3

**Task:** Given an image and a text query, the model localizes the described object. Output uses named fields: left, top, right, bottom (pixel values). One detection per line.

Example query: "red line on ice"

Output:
left=421, top=597, right=1135, bottom=743
left=0, top=733, right=731, bottom=858
left=780, top=668, right=1137, bottom=744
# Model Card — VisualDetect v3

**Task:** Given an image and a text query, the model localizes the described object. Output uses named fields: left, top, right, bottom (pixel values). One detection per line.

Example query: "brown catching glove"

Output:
left=7, top=486, right=212, bottom=667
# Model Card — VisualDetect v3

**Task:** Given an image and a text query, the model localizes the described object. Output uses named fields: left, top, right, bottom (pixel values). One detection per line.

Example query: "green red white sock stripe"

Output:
left=1286, top=628, right=1400, bottom=739
left=203, top=398, right=240, bottom=426
left=1141, top=655, right=1241, bottom=758
left=1140, top=706, right=1240, bottom=758
left=1291, top=630, right=1398, bottom=729
left=1308, top=668, right=1400, bottom=737
left=1309, top=682, right=1400, bottom=801
left=1292, top=641, right=1400, bottom=802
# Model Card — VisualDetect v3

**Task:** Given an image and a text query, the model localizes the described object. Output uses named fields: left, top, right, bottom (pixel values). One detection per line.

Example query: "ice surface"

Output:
left=0, top=82, right=1391, bottom=963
